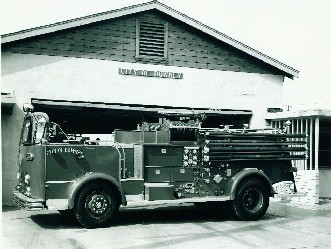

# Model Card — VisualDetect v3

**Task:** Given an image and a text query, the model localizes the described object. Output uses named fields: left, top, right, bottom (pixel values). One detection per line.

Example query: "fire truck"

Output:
left=13, top=104, right=307, bottom=228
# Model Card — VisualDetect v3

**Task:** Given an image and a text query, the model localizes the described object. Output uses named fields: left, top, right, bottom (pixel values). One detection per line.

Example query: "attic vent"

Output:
left=136, top=19, right=168, bottom=62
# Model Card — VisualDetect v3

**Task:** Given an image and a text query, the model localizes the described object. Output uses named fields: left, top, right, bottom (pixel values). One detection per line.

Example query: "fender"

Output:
left=67, top=172, right=127, bottom=209
left=225, top=168, right=276, bottom=200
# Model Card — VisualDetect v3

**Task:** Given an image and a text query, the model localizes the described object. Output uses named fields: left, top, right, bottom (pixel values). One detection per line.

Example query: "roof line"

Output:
left=1, top=0, right=299, bottom=78
left=1, top=1, right=156, bottom=41
left=154, top=1, right=299, bottom=78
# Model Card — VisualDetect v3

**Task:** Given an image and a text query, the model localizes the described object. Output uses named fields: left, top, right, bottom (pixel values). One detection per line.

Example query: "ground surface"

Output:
left=2, top=199, right=331, bottom=249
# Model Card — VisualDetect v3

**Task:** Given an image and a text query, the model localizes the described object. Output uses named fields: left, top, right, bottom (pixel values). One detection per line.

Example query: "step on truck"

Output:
left=13, top=104, right=308, bottom=228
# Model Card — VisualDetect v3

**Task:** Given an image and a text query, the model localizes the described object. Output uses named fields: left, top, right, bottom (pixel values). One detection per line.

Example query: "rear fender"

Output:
left=225, top=168, right=275, bottom=200
left=68, top=172, right=127, bottom=209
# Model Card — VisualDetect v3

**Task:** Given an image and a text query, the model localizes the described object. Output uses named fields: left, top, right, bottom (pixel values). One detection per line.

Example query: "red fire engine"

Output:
left=13, top=104, right=307, bottom=228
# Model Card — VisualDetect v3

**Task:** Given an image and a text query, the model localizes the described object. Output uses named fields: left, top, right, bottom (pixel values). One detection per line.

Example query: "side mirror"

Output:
left=49, top=123, right=57, bottom=137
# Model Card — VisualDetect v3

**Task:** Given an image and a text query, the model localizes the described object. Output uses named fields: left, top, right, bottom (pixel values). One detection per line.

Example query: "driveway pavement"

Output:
left=2, top=199, right=331, bottom=249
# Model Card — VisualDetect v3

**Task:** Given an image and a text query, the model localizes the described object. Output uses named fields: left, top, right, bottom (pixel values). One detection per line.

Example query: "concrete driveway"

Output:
left=2, top=199, right=331, bottom=249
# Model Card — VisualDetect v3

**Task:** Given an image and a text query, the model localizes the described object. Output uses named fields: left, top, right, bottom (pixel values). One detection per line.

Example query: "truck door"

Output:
left=45, top=145, right=121, bottom=200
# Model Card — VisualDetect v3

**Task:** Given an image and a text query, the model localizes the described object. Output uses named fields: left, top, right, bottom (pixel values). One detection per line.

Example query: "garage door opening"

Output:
left=32, top=99, right=252, bottom=136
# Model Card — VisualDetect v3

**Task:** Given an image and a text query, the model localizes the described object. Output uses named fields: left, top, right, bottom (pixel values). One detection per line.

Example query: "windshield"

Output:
left=34, top=114, right=47, bottom=143
left=20, top=116, right=33, bottom=145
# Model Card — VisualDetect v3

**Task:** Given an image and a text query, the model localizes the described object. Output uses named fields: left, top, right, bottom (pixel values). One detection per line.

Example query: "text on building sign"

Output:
left=119, top=68, right=183, bottom=79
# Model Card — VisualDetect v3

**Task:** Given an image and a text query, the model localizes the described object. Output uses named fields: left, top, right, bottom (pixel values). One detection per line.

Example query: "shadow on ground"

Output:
left=2, top=206, right=21, bottom=212
left=28, top=203, right=283, bottom=229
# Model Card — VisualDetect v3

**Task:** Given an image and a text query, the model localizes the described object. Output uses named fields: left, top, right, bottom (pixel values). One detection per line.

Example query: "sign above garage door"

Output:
left=119, top=68, right=183, bottom=79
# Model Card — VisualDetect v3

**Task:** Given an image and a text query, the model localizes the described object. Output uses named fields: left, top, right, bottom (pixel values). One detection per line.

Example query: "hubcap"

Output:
left=86, top=192, right=111, bottom=218
left=243, top=188, right=263, bottom=213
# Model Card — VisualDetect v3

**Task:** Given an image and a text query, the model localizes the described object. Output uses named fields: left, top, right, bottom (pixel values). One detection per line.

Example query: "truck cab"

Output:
left=13, top=105, right=307, bottom=228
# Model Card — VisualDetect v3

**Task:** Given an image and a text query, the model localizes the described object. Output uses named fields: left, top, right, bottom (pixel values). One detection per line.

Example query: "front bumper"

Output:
left=13, top=191, right=45, bottom=211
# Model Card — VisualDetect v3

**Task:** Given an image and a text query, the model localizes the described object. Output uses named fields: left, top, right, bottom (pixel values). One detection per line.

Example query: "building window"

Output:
left=136, top=18, right=168, bottom=62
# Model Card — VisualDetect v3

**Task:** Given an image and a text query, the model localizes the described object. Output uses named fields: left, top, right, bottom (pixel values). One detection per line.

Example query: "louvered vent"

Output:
left=136, top=19, right=167, bottom=60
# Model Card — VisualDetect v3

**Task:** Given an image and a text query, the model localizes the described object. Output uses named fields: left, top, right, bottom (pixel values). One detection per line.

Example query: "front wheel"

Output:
left=74, top=183, right=119, bottom=228
left=231, top=178, right=269, bottom=221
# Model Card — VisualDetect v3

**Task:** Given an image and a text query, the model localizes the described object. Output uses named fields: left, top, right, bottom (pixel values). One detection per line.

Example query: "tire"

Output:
left=74, top=183, right=119, bottom=228
left=232, top=178, right=269, bottom=221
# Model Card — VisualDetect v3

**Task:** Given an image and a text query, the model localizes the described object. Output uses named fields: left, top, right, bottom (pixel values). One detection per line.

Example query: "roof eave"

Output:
left=154, top=2, right=299, bottom=78
left=1, top=1, right=158, bottom=44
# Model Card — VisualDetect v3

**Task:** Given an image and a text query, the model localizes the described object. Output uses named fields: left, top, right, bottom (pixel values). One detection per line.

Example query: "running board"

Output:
left=124, top=196, right=231, bottom=207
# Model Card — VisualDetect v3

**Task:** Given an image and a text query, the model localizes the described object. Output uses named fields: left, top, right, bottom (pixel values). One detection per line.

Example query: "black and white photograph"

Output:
left=1, top=0, right=331, bottom=248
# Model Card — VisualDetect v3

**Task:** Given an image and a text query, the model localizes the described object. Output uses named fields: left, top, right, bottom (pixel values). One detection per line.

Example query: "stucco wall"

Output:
left=2, top=105, right=25, bottom=205
left=320, top=169, right=331, bottom=198
left=2, top=53, right=283, bottom=115
left=291, top=170, right=320, bottom=205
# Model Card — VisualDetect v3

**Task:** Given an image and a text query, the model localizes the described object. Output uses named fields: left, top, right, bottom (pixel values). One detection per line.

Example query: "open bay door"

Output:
left=31, top=98, right=252, bottom=135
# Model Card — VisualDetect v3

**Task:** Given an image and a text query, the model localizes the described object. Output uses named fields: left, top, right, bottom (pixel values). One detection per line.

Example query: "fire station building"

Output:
left=1, top=1, right=298, bottom=205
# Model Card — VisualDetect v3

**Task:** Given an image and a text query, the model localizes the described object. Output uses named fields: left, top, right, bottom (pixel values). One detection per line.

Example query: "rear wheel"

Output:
left=232, top=178, right=269, bottom=221
left=74, top=183, right=119, bottom=228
